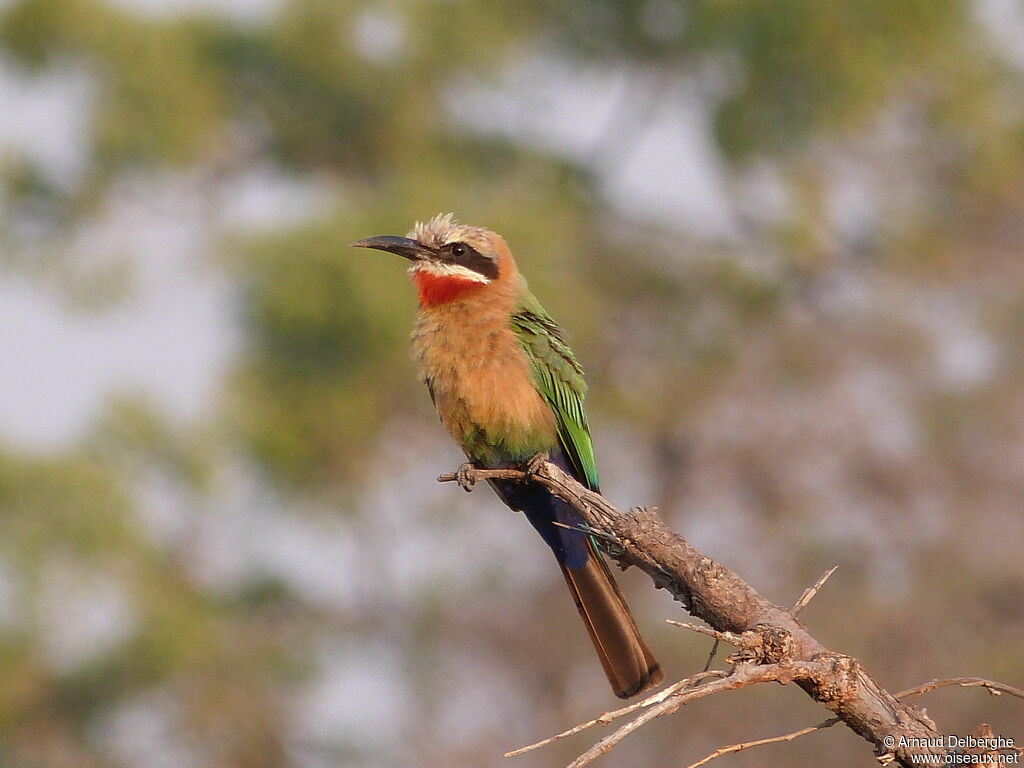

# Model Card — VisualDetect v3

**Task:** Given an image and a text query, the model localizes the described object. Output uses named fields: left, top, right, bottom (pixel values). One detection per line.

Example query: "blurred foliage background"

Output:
left=0, top=0, right=1022, bottom=766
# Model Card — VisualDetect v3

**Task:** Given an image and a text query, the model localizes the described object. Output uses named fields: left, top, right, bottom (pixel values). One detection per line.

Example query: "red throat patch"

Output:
left=412, top=271, right=487, bottom=306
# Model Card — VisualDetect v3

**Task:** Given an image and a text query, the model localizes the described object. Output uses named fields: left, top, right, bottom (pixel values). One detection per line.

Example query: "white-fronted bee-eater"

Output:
left=352, top=214, right=662, bottom=698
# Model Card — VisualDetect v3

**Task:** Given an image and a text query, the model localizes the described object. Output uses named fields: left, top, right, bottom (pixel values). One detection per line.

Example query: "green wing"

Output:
left=510, top=295, right=600, bottom=492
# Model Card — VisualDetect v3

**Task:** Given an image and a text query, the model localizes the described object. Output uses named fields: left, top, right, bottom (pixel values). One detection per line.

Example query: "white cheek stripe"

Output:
left=410, top=261, right=492, bottom=283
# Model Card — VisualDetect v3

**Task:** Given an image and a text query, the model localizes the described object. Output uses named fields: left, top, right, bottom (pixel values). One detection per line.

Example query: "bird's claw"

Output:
left=455, top=463, right=477, bottom=492
left=523, top=451, right=549, bottom=482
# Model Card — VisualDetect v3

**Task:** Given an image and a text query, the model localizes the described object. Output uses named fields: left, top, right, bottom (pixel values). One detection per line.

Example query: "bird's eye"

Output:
left=450, top=243, right=466, bottom=257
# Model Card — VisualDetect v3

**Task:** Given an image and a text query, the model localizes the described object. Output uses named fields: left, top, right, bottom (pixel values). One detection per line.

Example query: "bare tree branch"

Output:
left=665, top=619, right=750, bottom=647
left=504, top=670, right=727, bottom=758
left=895, top=677, right=1024, bottom=702
left=566, top=662, right=834, bottom=768
left=683, top=718, right=840, bottom=768
left=791, top=565, right=838, bottom=616
left=699, top=637, right=720, bottom=674
left=439, top=462, right=1022, bottom=768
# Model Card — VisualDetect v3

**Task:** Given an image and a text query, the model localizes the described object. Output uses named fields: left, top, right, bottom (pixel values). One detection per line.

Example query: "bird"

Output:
left=351, top=213, right=662, bottom=698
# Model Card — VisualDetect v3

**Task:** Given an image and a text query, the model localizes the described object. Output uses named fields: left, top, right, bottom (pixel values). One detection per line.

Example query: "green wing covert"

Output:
left=510, top=300, right=600, bottom=492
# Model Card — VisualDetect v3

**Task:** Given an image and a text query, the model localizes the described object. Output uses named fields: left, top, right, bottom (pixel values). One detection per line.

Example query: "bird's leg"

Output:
left=523, top=451, right=549, bottom=483
left=454, top=462, right=477, bottom=492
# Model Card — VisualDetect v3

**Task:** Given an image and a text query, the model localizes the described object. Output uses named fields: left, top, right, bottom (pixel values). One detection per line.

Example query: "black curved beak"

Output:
left=350, top=235, right=434, bottom=261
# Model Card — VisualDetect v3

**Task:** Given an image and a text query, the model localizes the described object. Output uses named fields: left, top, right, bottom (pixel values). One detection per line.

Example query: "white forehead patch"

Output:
left=410, top=260, right=492, bottom=283
left=410, top=213, right=456, bottom=247
left=409, top=212, right=490, bottom=251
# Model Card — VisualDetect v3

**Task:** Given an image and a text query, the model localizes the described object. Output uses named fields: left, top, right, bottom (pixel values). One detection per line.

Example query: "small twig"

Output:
left=683, top=717, right=840, bottom=768
left=666, top=620, right=750, bottom=648
left=568, top=689, right=688, bottom=768
left=895, top=677, right=1024, bottom=702
left=438, top=467, right=523, bottom=485
left=566, top=661, right=832, bottom=768
left=566, top=674, right=743, bottom=768
left=505, top=670, right=727, bottom=758
left=550, top=520, right=621, bottom=544
left=792, top=566, right=838, bottom=616
left=701, top=639, right=720, bottom=673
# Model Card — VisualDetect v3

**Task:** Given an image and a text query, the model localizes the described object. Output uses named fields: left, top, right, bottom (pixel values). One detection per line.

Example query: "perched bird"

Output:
left=352, top=214, right=662, bottom=698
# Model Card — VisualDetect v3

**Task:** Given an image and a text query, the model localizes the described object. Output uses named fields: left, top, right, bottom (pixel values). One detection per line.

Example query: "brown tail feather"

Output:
left=560, top=542, right=663, bottom=698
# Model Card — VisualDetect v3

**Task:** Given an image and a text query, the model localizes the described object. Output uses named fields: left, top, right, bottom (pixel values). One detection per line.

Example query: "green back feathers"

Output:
left=510, top=292, right=600, bottom=492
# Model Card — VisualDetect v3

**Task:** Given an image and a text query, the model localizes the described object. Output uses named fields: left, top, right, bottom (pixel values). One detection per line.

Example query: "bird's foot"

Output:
left=523, top=451, right=549, bottom=482
left=454, top=462, right=477, bottom=492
